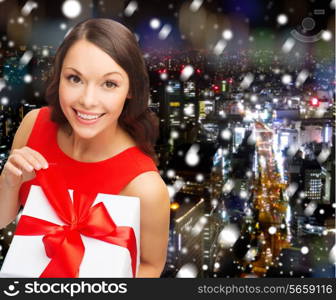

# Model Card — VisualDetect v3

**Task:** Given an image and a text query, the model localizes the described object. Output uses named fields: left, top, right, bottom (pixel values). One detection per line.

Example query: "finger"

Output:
left=23, top=147, right=49, bottom=169
left=17, top=150, right=43, bottom=170
left=4, top=161, right=23, bottom=177
left=9, top=154, right=34, bottom=173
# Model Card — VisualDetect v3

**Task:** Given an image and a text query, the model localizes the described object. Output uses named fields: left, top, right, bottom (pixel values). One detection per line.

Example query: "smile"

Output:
left=72, top=108, right=105, bottom=124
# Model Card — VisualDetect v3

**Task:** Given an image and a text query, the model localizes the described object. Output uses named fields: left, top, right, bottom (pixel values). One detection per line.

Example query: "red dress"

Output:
left=19, top=106, right=159, bottom=206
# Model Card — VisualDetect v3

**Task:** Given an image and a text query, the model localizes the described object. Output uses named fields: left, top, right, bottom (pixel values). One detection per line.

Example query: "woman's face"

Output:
left=59, top=39, right=130, bottom=140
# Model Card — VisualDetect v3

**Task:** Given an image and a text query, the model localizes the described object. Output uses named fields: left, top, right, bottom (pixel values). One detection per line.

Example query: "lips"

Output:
left=72, top=108, right=105, bottom=125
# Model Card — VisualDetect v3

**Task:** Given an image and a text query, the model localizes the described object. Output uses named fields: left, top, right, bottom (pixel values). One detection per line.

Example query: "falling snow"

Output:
left=176, top=263, right=198, bottom=278
left=124, top=1, right=138, bottom=17
left=62, top=0, right=82, bottom=19
left=158, top=24, right=172, bottom=40
left=218, top=224, right=240, bottom=248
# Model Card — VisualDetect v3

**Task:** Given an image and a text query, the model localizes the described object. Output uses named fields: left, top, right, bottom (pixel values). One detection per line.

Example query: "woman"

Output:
left=0, top=18, right=170, bottom=278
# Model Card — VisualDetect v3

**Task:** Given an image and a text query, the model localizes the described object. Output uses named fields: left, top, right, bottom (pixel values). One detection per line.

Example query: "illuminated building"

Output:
left=304, top=168, right=328, bottom=203
left=166, top=197, right=206, bottom=277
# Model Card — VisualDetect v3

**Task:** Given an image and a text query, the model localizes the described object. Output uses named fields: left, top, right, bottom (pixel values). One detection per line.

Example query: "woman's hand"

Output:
left=1, top=146, right=48, bottom=189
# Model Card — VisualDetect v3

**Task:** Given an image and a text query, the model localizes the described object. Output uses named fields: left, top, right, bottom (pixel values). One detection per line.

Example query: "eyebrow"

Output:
left=64, top=67, right=123, bottom=79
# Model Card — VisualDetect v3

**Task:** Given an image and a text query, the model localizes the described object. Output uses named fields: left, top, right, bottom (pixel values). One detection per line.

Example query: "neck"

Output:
left=68, top=123, right=120, bottom=162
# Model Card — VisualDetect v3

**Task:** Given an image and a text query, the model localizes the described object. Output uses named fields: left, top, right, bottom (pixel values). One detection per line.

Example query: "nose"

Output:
left=78, top=84, right=98, bottom=108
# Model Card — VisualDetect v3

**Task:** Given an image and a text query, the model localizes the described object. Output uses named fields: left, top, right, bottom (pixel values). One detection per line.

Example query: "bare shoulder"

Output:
left=11, top=108, right=40, bottom=150
left=119, top=171, right=170, bottom=204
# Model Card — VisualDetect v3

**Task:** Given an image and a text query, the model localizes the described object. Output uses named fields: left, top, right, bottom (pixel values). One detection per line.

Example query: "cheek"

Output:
left=102, top=91, right=127, bottom=110
left=59, top=82, right=79, bottom=106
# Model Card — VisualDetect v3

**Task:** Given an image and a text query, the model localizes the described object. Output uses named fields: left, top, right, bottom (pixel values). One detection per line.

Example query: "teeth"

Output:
left=76, top=111, right=101, bottom=120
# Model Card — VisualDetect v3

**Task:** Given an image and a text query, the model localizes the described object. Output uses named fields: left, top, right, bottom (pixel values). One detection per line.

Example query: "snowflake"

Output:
left=167, top=185, right=175, bottom=199
left=62, top=0, right=82, bottom=19
left=150, top=18, right=161, bottom=30
left=222, top=29, right=233, bottom=40
left=1, top=97, right=9, bottom=105
left=268, top=226, right=277, bottom=235
left=166, top=169, right=176, bottom=178
left=240, top=73, right=254, bottom=89
left=17, top=17, right=25, bottom=24
left=0, top=79, right=6, bottom=92
left=304, top=201, right=317, bottom=216
left=195, top=173, right=204, bottom=182
left=160, top=72, right=168, bottom=80
left=23, top=74, right=32, bottom=83
left=329, top=244, right=336, bottom=264
left=185, top=144, right=200, bottom=166
left=295, top=69, right=309, bottom=87
left=317, top=147, right=331, bottom=164
left=183, top=104, right=194, bottom=116
left=191, top=216, right=207, bottom=236
left=218, top=224, right=239, bottom=248
left=42, top=48, right=49, bottom=57
left=250, top=94, right=258, bottom=102
left=277, top=14, right=288, bottom=25
left=213, top=39, right=227, bottom=56
left=281, top=74, right=292, bottom=85
left=168, top=246, right=175, bottom=252
left=124, top=1, right=138, bottom=17
left=321, top=30, right=332, bottom=41
left=170, top=130, right=179, bottom=139
left=21, top=1, right=38, bottom=16
left=189, top=0, right=203, bottom=12
left=285, top=182, right=298, bottom=197
left=239, top=190, right=248, bottom=199
left=176, top=263, right=198, bottom=278
left=222, top=179, right=235, bottom=194
left=211, top=199, right=218, bottom=207
left=158, top=24, right=172, bottom=40
left=220, top=129, right=232, bottom=141
left=19, top=51, right=33, bottom=66
left=180, top=65, right=194, bottom=81
left=244, top=247, right=258, bottom=262
left=281, top=38, right=295, bottom=53
left=60, top=23, right=67, bottom=30
left=301, top=246, right=309, bottom=255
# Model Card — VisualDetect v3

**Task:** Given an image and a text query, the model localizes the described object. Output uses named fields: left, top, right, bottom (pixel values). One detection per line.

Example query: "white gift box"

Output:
left=1, top=185, right=140, bottom=278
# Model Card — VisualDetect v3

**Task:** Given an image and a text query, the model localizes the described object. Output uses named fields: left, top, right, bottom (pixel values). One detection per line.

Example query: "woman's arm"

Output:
left=0, top=109, right=40, bottom=229
left=120, top=171, right=170, bottom=277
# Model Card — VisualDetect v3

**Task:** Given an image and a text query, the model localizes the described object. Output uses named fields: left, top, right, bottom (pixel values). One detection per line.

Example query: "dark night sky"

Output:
left=0, top=0, right=334, bottom=51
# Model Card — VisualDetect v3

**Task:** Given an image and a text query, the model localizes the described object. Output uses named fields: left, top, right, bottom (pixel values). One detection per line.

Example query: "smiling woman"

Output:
left=47, top=18, right=159, bottom=163
left=57, top=39, right=132, bottom=147
left=0, top=19, right=170, bottom=278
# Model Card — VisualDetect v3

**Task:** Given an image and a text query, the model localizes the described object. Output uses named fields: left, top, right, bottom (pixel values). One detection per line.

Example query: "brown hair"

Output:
left=45, top=18, right=159, bottom=165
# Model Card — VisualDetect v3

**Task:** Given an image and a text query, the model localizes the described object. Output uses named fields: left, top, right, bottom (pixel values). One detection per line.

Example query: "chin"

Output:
left=73, top=129, right=101, bottom=140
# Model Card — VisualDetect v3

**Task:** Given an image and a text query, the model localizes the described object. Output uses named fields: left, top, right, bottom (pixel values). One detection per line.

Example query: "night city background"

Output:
left=0, top=0, right=335, bottom=278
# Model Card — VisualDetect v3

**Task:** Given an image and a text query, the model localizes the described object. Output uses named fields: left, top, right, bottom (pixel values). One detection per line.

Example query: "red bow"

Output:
left=15, top=167, right=137, bottom=278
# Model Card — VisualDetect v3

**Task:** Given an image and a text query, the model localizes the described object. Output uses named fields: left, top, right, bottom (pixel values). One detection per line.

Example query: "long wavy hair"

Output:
left=45, top=18, right=159, bottom=165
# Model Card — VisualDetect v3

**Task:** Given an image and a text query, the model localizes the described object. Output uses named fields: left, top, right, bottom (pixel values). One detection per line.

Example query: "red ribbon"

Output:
left=14, top=166, right=137, bottom=278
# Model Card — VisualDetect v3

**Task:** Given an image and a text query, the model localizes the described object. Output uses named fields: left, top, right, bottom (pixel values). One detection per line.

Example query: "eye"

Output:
left=67, top=74, right=81, bottom=84
left=104, top=80, right=118, bottom=89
